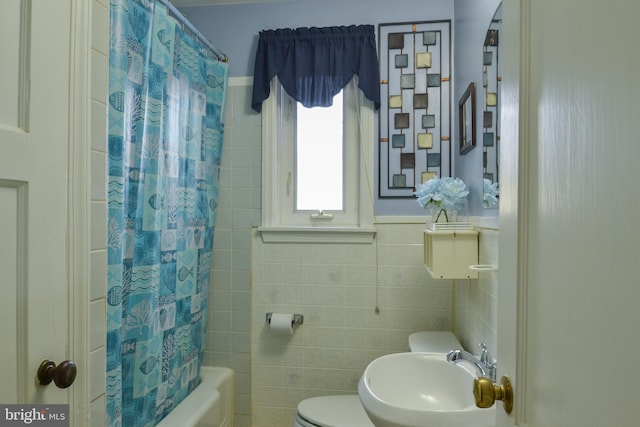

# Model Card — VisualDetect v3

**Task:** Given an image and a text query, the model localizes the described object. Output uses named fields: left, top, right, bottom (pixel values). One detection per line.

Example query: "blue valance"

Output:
left=251, top=25, right=381, bottom=112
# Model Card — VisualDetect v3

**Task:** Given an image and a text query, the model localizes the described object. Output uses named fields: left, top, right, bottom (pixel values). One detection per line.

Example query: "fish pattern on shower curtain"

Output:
left=106, top=0, right=228, bottom=425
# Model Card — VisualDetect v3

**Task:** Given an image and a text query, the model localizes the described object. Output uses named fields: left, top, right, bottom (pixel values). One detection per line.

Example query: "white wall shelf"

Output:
left=424, top=229, right=479, bottom=279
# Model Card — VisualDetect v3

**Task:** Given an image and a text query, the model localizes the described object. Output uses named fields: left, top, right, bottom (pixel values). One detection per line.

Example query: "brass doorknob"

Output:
left=37, top=359, right=77, bottom=389
left=473, top=375, right=513, bottom=414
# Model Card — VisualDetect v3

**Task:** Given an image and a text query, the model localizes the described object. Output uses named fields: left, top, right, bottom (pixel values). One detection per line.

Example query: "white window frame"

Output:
left=259, top=77, right=376, bottom=243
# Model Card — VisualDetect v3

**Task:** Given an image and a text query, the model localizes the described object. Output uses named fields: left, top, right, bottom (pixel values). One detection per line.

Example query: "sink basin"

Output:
left=358, top=352, right=495, bottom=427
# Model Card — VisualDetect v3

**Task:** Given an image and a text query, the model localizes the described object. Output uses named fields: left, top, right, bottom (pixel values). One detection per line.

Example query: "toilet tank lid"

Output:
left=297, top=395, right=373, bottom=427
left=408, top=331, right=462, bottom=353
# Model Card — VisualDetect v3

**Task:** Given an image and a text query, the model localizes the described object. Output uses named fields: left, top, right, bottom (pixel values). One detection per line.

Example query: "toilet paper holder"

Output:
left=265, top=312, right=304, bottom=327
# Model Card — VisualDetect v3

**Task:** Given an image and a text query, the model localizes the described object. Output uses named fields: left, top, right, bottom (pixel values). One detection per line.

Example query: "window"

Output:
left=259, top=77, right=375, bottom=243
left=281, top=86, right=356, bottom=227
left=295, top=91, right=343, bottom=212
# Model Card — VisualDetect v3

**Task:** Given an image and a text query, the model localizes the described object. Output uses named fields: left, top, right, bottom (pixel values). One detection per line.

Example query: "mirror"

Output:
left=482, top=3, right=501, bottom=208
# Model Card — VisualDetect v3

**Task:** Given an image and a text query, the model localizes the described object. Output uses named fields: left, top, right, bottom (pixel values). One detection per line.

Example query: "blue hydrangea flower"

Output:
left=414, top=177, right=442, bottom=208
left=414, top=176, right=469, bottom=213
left=483, top=178, right=500, bottom=208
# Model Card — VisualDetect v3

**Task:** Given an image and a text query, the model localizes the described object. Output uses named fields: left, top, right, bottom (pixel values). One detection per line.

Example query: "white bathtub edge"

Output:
left=156, top=366, right=235, bottom=427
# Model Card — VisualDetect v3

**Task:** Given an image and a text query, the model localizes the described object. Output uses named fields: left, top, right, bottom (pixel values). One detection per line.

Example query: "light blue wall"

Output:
left=180, top=0, right=499, bottom=216
left=181, top=0, right=454, bottom=78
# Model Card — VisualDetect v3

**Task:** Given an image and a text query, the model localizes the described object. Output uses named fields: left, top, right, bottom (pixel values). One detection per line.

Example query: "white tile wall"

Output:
left=250, top=221, right=452, bottom=427
left=207, top=79, right=261, bottom=427
left=453, top=227, right=499, bottom=359
left=89, top=0, right=109, bottom=425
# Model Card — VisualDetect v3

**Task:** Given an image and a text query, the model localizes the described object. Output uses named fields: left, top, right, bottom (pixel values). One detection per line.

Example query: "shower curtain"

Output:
left=106, top=0, right=228, bottom=425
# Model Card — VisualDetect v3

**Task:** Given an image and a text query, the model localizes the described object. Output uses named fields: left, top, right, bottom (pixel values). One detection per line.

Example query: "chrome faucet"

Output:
left=446, top=342, right=497, bottom=381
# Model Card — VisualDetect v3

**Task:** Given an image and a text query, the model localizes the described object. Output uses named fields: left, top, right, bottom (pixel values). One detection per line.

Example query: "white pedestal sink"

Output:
left=358, top=352, right=495, bottom=427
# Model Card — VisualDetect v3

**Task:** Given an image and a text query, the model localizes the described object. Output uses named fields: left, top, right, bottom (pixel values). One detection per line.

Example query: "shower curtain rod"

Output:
left=158, top=0, right=229, bottom=62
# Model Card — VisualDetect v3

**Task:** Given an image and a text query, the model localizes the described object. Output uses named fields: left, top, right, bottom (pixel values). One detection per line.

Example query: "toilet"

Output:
left=293, top=395, right=372, bottom=427
left=408, top=330, right=462, bottom=353
left=292, top=331, right=462, bottom=427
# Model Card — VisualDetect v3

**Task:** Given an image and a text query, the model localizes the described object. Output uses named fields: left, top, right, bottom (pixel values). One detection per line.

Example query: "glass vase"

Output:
left=429, top=206, right=458, bottom=223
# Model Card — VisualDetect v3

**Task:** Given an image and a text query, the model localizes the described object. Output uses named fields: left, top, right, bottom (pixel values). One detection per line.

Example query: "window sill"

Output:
left=258, top=226, right=376, bottom=244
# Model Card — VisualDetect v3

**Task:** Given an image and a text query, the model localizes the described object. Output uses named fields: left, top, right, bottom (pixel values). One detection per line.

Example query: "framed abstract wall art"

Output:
left=378, top=20, right=452, bottom=198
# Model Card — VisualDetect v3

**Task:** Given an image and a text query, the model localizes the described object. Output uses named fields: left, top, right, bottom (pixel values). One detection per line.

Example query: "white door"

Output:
left=0, top=0, right=73, bottom=405
left=498, top=0, right=640, bottom=426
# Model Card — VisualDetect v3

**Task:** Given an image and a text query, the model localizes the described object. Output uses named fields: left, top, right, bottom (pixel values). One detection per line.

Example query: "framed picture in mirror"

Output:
left=459, top=82, right=476, bottom=155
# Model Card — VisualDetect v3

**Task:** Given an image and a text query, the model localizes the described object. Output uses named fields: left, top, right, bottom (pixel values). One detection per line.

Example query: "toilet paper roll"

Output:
left=269, top=313, right=294, bottom=335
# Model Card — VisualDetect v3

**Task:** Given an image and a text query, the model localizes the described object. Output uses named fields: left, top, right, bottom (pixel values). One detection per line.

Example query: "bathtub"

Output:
left=156, top=367, right=234, bottom=427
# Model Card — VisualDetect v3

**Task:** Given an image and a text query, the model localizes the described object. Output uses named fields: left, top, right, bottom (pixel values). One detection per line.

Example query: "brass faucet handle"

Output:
left=473, top=376, right=513, bottom=414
